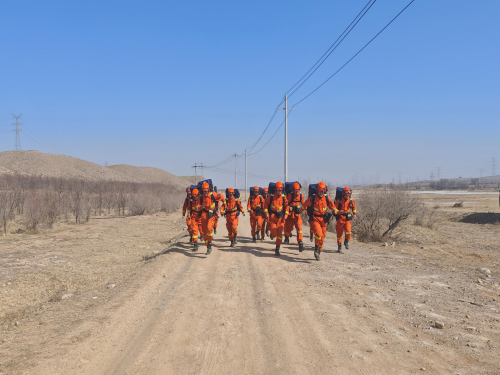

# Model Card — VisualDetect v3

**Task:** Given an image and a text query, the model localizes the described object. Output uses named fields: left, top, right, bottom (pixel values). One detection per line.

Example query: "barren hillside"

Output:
left=0, top=151, right=190, bottom=187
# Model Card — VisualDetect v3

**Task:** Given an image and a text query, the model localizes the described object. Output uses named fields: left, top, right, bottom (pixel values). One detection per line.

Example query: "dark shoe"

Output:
left=234, top=235, right=238, bottom=244
left=260, top=233, right=265, bottom=241
left=252, top=236, right=256, bottom=243
left=256, top=233, right=261, bottom=240
left=206, top=243, right=212, bottom=255
left=337, top=243, right=343, bottom=253
left=214, top=228, right=217, bottom=235
left=193, top=242, right=198, bottom=251
left=189, top=235, right=193, bottom=243
left=344, top=239, right=349, bottom=250
left=298, top=241, right=304, bottom=252
left=266, top=230, right=270, bottom=237
left=230, top=239, right=235, bottom=247
left=284, top=236, right=289, bottom=244
left=314, top=245, right=320, bottom=261
left=275, top=246, right=281, bottom=256
left=310, top=233, right=314, bottom=242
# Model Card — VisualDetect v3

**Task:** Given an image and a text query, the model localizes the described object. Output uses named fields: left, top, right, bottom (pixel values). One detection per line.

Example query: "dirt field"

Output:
left=1, top=192, right=499, bottom=374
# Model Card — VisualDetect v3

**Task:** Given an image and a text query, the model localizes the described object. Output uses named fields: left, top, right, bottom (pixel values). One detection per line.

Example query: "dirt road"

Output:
left=31, top=213, right=499, bottom=375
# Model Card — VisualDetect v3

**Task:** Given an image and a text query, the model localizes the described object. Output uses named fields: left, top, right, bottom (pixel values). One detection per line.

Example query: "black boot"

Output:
left=214, top=227, right=217, bottom=235
left=193, top=242, right=198, bottom=251
left=310, top=233, right=314, bottom=242
left=252, top=236, right=256, bottom=243
left=275, top=246, right=281, bottom=256
left=344, top=239, right=349, bottom=250
left=256, top=233, right=261, bottom=240
left=314, top=245, right=320, bottom=261
left=284, top=236, right=289, bottom=244
left=234, top=235, right=238, bottom=244
left=337, top=243, right=343, bottom=253
left=189, top=235, right=193, bottom=243
left=206, top=243, right=212, bottom=255
left=230, top=239, right=235, bottom=247
left=298, top=241, right=304, bottom=252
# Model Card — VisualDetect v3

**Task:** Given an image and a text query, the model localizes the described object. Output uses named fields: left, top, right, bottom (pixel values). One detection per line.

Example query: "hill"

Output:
left=0, top=151, right=191, bottom=187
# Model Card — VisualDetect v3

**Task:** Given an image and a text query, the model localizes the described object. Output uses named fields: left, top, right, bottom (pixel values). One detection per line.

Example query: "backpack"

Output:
left=334, top=187, right=354, bottom=220
left=285, top=181, right=301, bottom=196
left=268, top=182, right=276, bottom=195
left=307, top=184, right=331, bottom=222
left=197, top=179, right=213, bottom=192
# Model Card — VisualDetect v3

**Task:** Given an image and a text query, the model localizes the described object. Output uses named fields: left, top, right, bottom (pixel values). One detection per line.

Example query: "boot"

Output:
left=275, top=246, right=281, bottom=256
left=256, top=233, right=261, bottom=240
left=261, top=233, right=265, bottom=241
left=252, top=236, right=256, bottom=243
left=337, top=243, right=343, bottom=253
left=284, top=236, right=289, bottom=244
left=214, top=227, right=217, bottom=235
left=189, top=235, right=193, bottom=243
left=234, top=235, right=238, bottom=244
left=230, top=239, right=235, bottom=247
left=193, top=242, right=198, bottom=251
left=314, top=245, right=320, bottom=261
left=266, top=230, right=270, bottom=237
left=310, top=233, right=314, bottom=242
left=298, top=241, right=304, bottom=252
left=206, top=242, right=212, bottom=255
left=344, top=239, right=350, bottom=250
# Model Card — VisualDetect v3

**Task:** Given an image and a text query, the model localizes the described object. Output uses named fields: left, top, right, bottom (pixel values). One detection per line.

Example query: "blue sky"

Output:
left=1, top=0, right=499, bottom=188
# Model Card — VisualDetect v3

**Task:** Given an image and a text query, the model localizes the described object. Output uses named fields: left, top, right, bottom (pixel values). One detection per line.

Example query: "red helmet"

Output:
left=202, top=182, right=210, bottom=191
left=276, top=182, right=283, bottom=191
left=317, top=182, right=326, bottom=193
left=253, top=186, right=259, bottom=191
left=343, top=187, right=352, bottom=196
left=192, top=188, right=199, bottom=196
left=228, top=188, right=234, bottom=194
left=186, top=187, right=191, bottom=193
left=263, top=187, right=268, bottom=193
left=293, top=183, right=300, bottom=191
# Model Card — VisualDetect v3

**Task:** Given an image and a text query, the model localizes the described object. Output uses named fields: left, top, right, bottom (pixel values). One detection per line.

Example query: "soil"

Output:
left=1, top=193, right=499, bottom=374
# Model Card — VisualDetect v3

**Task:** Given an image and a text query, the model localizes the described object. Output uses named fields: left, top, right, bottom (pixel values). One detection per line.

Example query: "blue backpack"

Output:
left=197, top=179, right=213, bottom=192
left=268, top=182, right=276, bottom=195
left=285, top=181, right=301, bottom=196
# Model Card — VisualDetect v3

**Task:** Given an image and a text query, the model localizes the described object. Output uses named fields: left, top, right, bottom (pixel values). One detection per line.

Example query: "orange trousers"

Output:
left=201, top=212, right=216, bottom=244
left=268, top=215, right=285, bottom=246
left=189, top=214, right=203, bottom=243
left=214, top=213, right=219, bottom=229
left=336, top=219, right=352, bottom=244
left=225, top=213, right=239, bottom=241
left=250, top=213, right=264, bottom=237
left=186, top=215, right=192, bottom=235
left=310, top=218, right=327, bottom=251
left=284, top=214, right=303, bottom=242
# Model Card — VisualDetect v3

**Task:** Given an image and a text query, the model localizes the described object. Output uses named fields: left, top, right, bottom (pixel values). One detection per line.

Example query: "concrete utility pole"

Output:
left=192, top=163, right=204, bottom=184
left=245, top=149, right=247, bottom=201
left=234, top=153, right=238, bottom=189
left=278, top=94, right=294, bottom=183
left=12, top=114, right=22, bottom=151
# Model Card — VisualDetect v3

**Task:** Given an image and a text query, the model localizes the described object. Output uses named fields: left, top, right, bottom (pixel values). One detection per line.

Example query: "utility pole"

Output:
left=245, top=149, right=248, bottom=201
left=192, top=162, right=204, bottom=184
left=430, top=172, right=435, bottom=181
left=278, top=94, right=294, bottom=183
left=12, top=114, right=22, bottom=151
left=234, top=153, right=238, bottom=188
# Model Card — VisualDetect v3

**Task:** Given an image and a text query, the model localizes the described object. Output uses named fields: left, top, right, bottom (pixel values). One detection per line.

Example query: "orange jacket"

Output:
left=247, top=194, right=264, bottom=213
left=286, top=193, right=305, bottom=217
left=334, top=197, right=357, bottom=217
left=264, top=193, right=289, bottom=218
left=188, top=192, right=224, bottom=216
left=221, top=196, right=243, bottom=216
left=182, top=196, right=190, bottom=216
left=302, top=194, right=338, bottom=220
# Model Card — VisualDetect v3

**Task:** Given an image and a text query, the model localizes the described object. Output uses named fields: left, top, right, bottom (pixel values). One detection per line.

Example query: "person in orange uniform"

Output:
left=334, top=187, right=357, bottom=253
left=264, top=182, right=289, bottom=256
left=186, top=188, right=203, bottom=251
left=247, top=186, right=264, bottom=243
left=284, top=183, right=305, bottom=252
left=199, top=182, right=225, bottom=255
left=221, top=188, right=245, bottom=247
left=301, top=182, right=339, bottom=261
left=261, top=187, right=270, bottom=239
left=182, top=188, right=193, bottom=243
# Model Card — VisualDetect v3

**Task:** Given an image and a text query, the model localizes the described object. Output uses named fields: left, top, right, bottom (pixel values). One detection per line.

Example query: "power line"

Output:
left=287, top=0, right=377, bottom=100
left=292, top=0, right=416, bottom=107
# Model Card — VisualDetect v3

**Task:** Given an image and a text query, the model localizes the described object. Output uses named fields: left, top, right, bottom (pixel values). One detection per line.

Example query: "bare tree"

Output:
left=0, top=175, right=21, bottom=234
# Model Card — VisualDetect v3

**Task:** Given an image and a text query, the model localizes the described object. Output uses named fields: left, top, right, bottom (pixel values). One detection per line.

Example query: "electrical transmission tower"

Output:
left=12, top=114, right=22, bottom=151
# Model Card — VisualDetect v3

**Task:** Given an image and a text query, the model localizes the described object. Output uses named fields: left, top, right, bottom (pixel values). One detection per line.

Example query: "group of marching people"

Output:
left=182, top=179, right=357, bottom=261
